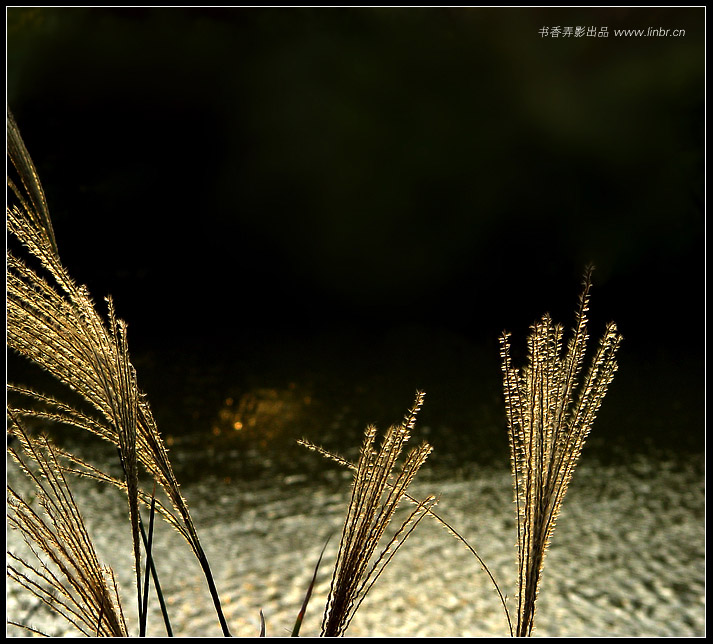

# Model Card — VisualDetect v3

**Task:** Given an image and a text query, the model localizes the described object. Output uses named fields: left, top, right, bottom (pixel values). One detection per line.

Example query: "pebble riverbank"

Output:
left=7, top=449, right=704, bottom=637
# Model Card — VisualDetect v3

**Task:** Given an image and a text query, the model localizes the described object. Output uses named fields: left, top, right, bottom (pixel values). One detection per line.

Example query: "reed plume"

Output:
left=301, top=390, right=515, bottom=636
left=499, top=266, right=622, bottom=636
left=7, top=414, right=128, bottom=637
left=300, top=391, right=437, bottom=636
left=7, top=110, right=231, bottom=636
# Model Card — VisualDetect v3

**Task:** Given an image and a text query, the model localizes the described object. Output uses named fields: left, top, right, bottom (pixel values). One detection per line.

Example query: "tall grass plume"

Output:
left=499, top=266, right=622, bottom=636
left=300, top=391, right=437, bottom=636
left=7, top=110, right=231, bottom=636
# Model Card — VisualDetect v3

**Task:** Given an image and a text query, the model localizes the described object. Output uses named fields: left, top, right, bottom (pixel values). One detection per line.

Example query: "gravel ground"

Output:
left=6, top=449, right=704, bottom=638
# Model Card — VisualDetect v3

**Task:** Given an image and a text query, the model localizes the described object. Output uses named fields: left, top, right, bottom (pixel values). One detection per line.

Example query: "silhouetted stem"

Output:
left=196, top=546, right=232, bottom=636
left=139, top=511, right=173, bottom=636
left=139, top=495, right=156, bottom=637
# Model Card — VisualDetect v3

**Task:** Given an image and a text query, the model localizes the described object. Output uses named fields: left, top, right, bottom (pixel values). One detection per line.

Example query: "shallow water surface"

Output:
left=6, top=444, right=704, bottom=637
left=6, top=338, right=705, bottom=637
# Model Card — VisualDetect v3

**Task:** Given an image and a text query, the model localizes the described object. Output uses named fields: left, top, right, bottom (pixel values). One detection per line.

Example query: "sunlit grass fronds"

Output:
left=7, top=211, right=145, bottom=613
left=40, top=443, right=193, bottom=543
left=301, top=391, right=437, bottom=637
left=7, top=109, right=57, bottom=255
left=7, top=415, right=128, bottom=637
left=300, top=406, right=514, bottom=637
left=7, top=110, right=232, bottom=636
left=7, top=219, right=201, bottom=557
left=499, top=266, right=622, bottom=637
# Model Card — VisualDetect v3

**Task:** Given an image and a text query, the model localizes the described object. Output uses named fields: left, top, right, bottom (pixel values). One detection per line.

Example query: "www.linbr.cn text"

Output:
left=539, top=26, right=686, bottom=38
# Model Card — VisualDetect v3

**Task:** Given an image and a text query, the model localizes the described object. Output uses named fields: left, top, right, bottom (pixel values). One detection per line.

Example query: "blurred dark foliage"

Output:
left=7, top=7, right=703, bottom=454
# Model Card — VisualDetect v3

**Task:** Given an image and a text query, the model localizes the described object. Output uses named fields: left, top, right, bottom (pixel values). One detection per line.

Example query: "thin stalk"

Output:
left=196, top=547, right=231, bottom=636
left=96, top=601, right=105, bottom=637
left=116, top=448, right=144, bottom=633
left=138, top=512, right=173, bottom=637
left=139, top=493, right=156, bottom=637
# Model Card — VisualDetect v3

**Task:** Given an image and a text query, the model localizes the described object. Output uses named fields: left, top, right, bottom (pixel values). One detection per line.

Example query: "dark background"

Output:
left=7, top=7, right=704, bottom=462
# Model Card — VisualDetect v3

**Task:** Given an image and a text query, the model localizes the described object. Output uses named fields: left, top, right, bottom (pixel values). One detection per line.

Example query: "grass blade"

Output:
left=292, top=535, right=331, bottom=636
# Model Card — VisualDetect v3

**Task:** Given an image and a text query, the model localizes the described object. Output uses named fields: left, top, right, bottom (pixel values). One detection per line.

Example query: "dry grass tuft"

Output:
left=7, top=414, right=128, bottom=637
left=500, top=266, right=622, bottom=636
left=300, top=391, right=437, bottom=636
left=7, top=110, right=231, bottom=636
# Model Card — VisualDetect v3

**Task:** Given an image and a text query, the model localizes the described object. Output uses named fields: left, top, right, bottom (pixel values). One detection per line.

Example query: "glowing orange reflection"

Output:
left=211, top=384, right=312, bottom=446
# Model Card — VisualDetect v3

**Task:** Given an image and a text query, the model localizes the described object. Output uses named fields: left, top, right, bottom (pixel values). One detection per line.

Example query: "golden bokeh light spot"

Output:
left=211, top=385, right=311, bottom=445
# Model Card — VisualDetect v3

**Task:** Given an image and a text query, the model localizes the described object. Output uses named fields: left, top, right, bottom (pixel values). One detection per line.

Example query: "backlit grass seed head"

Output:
left=500, top=266, right=622, bottom=637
